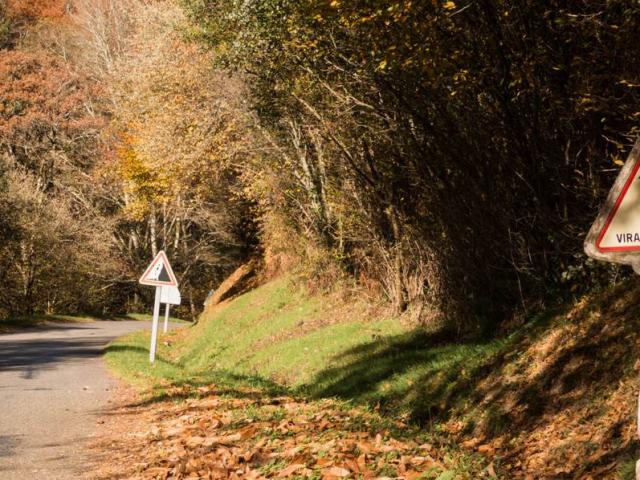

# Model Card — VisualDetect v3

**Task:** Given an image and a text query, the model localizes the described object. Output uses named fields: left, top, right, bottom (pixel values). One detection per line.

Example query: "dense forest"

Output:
left=1, top=0, right=639, bottom=332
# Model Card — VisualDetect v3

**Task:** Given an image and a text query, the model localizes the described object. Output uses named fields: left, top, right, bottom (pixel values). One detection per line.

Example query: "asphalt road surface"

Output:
left=0, top=321, right=153, bottom=479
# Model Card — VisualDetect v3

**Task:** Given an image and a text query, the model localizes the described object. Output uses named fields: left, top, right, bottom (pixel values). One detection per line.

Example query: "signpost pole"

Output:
left=163, top=304, right=170, bottom=333
left=636, top=391, right=640, bottom=479
left=149, top=286, right=161, bottom=363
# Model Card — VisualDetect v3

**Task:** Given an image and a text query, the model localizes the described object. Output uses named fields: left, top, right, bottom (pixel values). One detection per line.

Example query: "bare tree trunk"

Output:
left=172, top=194, right=181, bottom=251
left=388, top=206, right=406, bottom=314
left=149, top=207, right=158, bottom=257
left=189, top=286, right=195, bottom=320
left=289, top=121, right=332, bottom=246
left=162, top=201, right=167, bottom=252
left=130, top=229, right=139, bottom=251
left=19, top=239, right=37, bottom=315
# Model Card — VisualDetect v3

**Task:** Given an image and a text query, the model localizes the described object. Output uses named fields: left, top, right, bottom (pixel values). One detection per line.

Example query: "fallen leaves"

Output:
left=90, top=385, right=451, bottom=480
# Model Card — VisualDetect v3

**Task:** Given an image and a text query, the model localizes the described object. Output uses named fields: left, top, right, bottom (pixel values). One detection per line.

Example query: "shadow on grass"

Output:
left=302, top=282, right=640, bottom=477
left=301, top=302, right=613, bottom=428
left=133, top=373, right=289, bottom=408
left=302, top=321, right=541, bottom=423
left=105, top=343, right=288, bottom=408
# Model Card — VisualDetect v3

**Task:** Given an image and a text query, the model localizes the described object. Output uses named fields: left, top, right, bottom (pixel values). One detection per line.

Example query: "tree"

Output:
left=184, top=0, right=640, bottom=331
left=0, top=4, right=123, bottom=317
left=74, top=0, right=258, bottom=316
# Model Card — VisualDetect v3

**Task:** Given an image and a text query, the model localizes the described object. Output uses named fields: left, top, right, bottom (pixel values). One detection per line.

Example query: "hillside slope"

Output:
left=106, top=275, right=640, bottom=479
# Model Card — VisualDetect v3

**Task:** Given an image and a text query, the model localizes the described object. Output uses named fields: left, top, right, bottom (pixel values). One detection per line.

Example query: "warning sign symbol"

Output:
left=595, top=157, right=640, bottom=252
left=139, top=251, right=178, bottom=287
left=585, top=139, right=640, bottom=271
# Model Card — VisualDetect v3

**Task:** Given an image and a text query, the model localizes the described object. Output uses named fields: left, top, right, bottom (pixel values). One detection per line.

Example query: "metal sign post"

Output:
left=584, top=138, right=640, bottom=478
left=163, top=304, right=171, bottom=334
left=139, top=250, right=179, bottom=364
left=150, top=286, right=161, bottom=363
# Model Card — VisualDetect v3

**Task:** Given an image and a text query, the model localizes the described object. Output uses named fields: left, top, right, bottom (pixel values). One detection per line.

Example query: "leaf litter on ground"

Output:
left=89, top=383, right=490, bottom=479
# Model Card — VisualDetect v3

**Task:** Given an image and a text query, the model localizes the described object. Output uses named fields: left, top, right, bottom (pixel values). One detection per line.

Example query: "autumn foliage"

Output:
left=184, top=0, right=640, bottom=330
left=5, top=0, right=68, bottom=20
left=0, top=1, right=116, bottom=316
left=0, top=51, right=100, bottom=146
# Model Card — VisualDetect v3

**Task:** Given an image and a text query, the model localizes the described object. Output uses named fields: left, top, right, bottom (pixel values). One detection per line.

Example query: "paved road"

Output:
left=0, top=321, right=152, bottom=479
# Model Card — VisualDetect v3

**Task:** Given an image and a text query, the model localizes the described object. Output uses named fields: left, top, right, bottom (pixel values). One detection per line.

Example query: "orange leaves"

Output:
left=6, top=0, right=68, bottom=20
left=0, top=51, right=100, bottom=140
left=276, top=463, right=306, bottom=477
left=92, top=386, right=447, bottom=480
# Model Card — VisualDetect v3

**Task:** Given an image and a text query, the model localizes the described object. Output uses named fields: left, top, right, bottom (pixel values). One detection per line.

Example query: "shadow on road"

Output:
left=0, top=435, right=21, bottom=459
left=0, top=322, right=150, bottom=379
left=0, top=336, right=111, bottom=379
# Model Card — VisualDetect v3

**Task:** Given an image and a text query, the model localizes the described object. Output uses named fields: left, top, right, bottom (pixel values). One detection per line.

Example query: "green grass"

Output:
left=617, top=458, right=637, bottom=480
left=105, top=274, right=511, bottom=423
left=104, top=274, right=640, bottom=478
left=104, top=278, right=497, bottom=478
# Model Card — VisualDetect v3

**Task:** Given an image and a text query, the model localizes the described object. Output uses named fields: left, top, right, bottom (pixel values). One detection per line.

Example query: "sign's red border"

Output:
left=139, top=250, right=178, bottom=286
left=596, top=158, right=640, bottom=252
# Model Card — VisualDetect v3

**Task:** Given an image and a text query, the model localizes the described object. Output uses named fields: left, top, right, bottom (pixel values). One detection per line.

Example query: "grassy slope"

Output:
left=106, top=275, right=640, bottom=479
left=106, top=276, right=405, bottom=390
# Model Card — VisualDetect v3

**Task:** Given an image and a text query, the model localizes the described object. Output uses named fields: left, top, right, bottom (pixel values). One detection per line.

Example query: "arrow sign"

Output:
left=585, top=139, right=640, bottom=271
left=139, top=250, right=178, bottom=287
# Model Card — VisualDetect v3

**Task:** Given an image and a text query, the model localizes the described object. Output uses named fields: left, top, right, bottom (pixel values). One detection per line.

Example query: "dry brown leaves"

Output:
left=89, top=384, right=445, bottom=480
left=448, top=288, right=640, bottom=480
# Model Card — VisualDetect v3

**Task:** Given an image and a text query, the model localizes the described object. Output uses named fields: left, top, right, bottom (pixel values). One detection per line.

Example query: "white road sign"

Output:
left=138, top=250, right=178, bottom=363
left=160, top=285, right=181, bottom=305
left=160, top=285, right=181, bottom=334
left=585, top=139, right=640, bottom=271
left=139, top=250, right=178, bottom=287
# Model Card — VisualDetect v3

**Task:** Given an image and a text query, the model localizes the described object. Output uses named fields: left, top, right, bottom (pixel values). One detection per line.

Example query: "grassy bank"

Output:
left=106, top=277, right=409, bottom=391
left=106, top=275, right=640, bottom=478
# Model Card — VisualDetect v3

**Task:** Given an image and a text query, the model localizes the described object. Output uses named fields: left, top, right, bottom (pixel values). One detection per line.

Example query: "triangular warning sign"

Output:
left=139, top=250, right=178, bottom=287
left=585, top=139, right=640, bottom=268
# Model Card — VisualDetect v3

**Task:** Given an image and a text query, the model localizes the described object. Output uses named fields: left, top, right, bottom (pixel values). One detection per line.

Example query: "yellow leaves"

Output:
left=378, top=59, right=388, bottom=70
left=443, top=1, right=457, bottom=10
left=453, top=69, right=469, bottom=82
left=329, top=0, right=340, bottom=7
left=116, top=131, right=174, bottom=218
